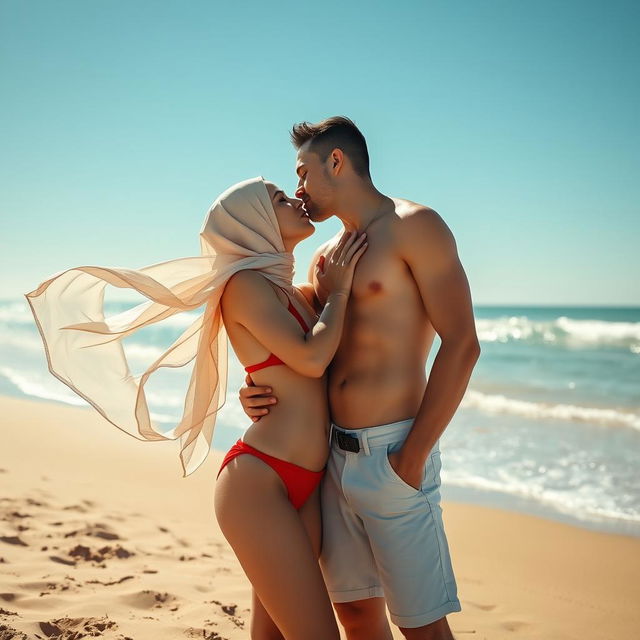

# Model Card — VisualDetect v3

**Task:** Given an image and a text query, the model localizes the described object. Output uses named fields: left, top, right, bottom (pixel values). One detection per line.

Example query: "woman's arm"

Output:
left=222, top=270, right=348, bottom=378
left=222, top=230, right=367, bottom=378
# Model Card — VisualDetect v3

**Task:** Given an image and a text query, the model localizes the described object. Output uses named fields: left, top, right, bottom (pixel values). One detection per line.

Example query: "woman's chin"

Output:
left=299, top=226, right=316, bottom=242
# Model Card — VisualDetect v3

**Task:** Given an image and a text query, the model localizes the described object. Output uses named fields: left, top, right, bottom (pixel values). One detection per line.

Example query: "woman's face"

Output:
left=264, top=181, right=315, bottom=247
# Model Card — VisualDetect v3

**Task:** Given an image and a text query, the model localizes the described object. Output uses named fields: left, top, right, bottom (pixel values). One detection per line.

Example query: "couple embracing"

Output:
left=215, top=116, right=480, bottom=639
left=26, top=116, right=480, bottom=640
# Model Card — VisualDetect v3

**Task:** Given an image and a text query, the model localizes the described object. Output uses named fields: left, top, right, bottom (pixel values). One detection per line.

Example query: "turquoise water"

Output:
left=2, top=298, right=639, bottom=536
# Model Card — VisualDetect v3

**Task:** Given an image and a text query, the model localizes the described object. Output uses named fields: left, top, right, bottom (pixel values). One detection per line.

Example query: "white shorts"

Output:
left=319, top=418, right=462, bottom=629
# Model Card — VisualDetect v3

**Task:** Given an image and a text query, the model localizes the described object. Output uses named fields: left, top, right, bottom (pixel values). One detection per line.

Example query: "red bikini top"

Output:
left=244, top=294, right=311, bottom=374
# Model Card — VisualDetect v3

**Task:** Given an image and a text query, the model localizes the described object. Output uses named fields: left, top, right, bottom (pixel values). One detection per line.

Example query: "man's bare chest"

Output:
left=349, top=240, right=413, bottom=303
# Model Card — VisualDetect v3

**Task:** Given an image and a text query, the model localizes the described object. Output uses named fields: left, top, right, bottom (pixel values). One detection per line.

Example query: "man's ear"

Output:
left=330, top=148, right=344, bottom=175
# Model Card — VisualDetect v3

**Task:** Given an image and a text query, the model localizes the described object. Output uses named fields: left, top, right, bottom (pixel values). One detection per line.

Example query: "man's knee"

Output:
left=334, top=598, right=387, bottom=632
left=399, top=615, right=454, bottom=640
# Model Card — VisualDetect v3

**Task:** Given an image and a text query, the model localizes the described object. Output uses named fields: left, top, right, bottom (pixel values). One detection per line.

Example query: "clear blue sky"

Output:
left=1, top=0, right=638, bottom=305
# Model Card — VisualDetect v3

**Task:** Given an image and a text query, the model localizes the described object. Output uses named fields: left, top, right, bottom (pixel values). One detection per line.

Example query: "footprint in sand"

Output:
left=86, top=575, right=135, bottom=587
left=0, top=623, right=29, bottom=639
left=0, top=536, right=27, bottom=547
left=61, top=504, right=89, bottom=514
left=501, top=620, right=530, bottom=632
left=26, top=498, right=47, bottom=507
left=38, top=616, right=117, bottom=638
left=18, top=580, right=68, bottom=595
left=121, top=589, right=179, bottom=610
left=206, top=601, right=244, bottom=629
left=49, top=555, right=76, bottom=566
left=0, top=595, right=18, bottom=604
left=67, top=543, right=135, bottom=564
left=7, top=512, right=31, bottom=520
left=184, top=627, right=225, bottom=639
left=63, top=522, right=121, bottom=541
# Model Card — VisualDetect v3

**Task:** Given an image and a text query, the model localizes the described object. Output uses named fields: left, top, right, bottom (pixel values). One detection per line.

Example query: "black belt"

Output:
left=331, top=427, right=361, bottom=453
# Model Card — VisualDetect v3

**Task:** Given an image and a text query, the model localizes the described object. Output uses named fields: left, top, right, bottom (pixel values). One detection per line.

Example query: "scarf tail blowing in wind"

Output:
left=24, top=177, right=296, bottom=477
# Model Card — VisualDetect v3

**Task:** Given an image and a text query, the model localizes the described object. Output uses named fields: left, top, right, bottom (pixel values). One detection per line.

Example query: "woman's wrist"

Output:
left=328, top=290, right=350, bottom=299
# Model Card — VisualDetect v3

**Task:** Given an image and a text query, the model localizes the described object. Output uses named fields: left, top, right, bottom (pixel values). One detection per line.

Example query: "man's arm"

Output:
left=390, top=207, right=481, bottom=488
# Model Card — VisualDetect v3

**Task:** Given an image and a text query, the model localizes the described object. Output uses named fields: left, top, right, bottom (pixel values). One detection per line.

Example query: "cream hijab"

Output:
left=25, top=176, right=296, bottom=477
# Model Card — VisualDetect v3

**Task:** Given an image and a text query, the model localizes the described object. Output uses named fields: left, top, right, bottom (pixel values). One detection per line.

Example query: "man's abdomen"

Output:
left=328, top=360, right=428, bottom=429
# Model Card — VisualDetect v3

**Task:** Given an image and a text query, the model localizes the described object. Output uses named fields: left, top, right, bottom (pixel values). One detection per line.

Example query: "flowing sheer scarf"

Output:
left=25, top=176, right=295, bottom=476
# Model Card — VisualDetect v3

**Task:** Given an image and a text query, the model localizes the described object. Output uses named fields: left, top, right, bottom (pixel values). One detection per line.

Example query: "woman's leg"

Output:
left=249, top=483, right=325, bottom=639
left=250, top=588, right=285, bottom=640
left=214, top=455, right=340, bottom=640
left=298, top=484, right=322, bottom=559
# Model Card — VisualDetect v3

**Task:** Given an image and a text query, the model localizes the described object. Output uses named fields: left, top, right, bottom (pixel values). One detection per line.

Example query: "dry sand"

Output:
left=1, top=395, right=638, bottom=639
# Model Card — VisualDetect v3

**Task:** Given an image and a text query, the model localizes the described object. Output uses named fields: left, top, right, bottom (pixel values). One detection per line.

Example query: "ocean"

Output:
left=1, top=297, right=638, bottom=537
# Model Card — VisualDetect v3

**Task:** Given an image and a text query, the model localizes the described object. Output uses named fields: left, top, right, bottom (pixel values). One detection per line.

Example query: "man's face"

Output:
left=294, top=142, right=337, bottom=223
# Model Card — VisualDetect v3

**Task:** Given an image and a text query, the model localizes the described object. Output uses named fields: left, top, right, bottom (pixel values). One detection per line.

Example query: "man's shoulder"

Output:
left=390, top=198, right=456, bottom=256
left=296, top=282, right=318, bottom=308
left=392, top=197, right=442, bottom=225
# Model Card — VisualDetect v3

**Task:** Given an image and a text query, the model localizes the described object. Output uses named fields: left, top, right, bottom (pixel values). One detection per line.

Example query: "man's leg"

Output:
left=334, top=598, right=393, bottom=640
left=319, top=432, right=393, bottom=640
left=362, top=438, right=462, bottom=633
left=329, top=422, right=462, bottom=634
left=399, top=616, right=455, bottom=640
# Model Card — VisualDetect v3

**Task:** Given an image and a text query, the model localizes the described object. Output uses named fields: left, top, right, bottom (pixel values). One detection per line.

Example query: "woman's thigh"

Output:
left=214, top=455, right=339, bottom=640
left=250, top=484, right=325, bottom=639
left=299, top=483, right=322, bottom=558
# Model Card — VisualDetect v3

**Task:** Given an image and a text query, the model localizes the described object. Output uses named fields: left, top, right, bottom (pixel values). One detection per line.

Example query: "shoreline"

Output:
left=9, top=391, right=640, bottom=539
left=1, top=394, right=639, bottom=638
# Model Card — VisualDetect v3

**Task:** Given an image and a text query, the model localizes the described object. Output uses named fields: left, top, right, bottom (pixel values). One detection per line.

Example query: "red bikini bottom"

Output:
left=217, top=439, right=325, bottom=510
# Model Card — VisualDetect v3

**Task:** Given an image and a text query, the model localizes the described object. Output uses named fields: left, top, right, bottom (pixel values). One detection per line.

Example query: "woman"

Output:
left=25, top=176, right=366, bottom=639
left=214, top=180, right=366, bottom=640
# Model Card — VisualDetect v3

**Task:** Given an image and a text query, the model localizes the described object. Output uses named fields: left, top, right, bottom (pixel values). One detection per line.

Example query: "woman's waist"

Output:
left=242, top=419, right=330, bottom=470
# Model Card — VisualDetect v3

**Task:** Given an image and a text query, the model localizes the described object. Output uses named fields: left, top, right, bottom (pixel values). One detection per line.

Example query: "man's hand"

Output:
left=238, top=374, right=277, bottom=422
left=387, top=450, right=426, bottom=490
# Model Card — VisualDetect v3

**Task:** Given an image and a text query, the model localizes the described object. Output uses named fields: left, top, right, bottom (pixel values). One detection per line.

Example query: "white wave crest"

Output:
left=0, top=366, right=87, bottom=407
left=476, top=316, right=640, bottom=351
left=0, top=302, right=34, bottom=324
left=462, top=389, right=640, bottom=430
left=441, top=468, right=640, bottom=525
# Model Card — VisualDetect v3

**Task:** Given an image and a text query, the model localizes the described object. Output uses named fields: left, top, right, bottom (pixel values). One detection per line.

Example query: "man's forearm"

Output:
left=401, top=339, right=480, bottom=463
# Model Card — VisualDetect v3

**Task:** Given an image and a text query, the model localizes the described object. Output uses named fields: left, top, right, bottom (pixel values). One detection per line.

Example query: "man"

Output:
left=239, top=116, right=480, bottom=640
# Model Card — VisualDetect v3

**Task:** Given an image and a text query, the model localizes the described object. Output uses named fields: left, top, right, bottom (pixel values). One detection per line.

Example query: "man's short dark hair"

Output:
left=290, top=116, right=370, bottom=178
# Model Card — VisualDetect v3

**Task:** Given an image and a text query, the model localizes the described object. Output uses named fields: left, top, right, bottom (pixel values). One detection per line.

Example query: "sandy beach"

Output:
left=1, top=394, right=638, bottom=640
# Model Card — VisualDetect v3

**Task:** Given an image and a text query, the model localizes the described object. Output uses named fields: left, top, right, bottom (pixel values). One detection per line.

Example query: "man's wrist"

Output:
left=397, top=446, right=428, bottom=470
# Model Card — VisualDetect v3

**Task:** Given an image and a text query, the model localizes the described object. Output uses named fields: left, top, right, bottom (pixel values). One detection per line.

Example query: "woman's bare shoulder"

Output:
left=224, top=269, right=266, bottom=296
left=223, top=270, right=289, bottom=313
